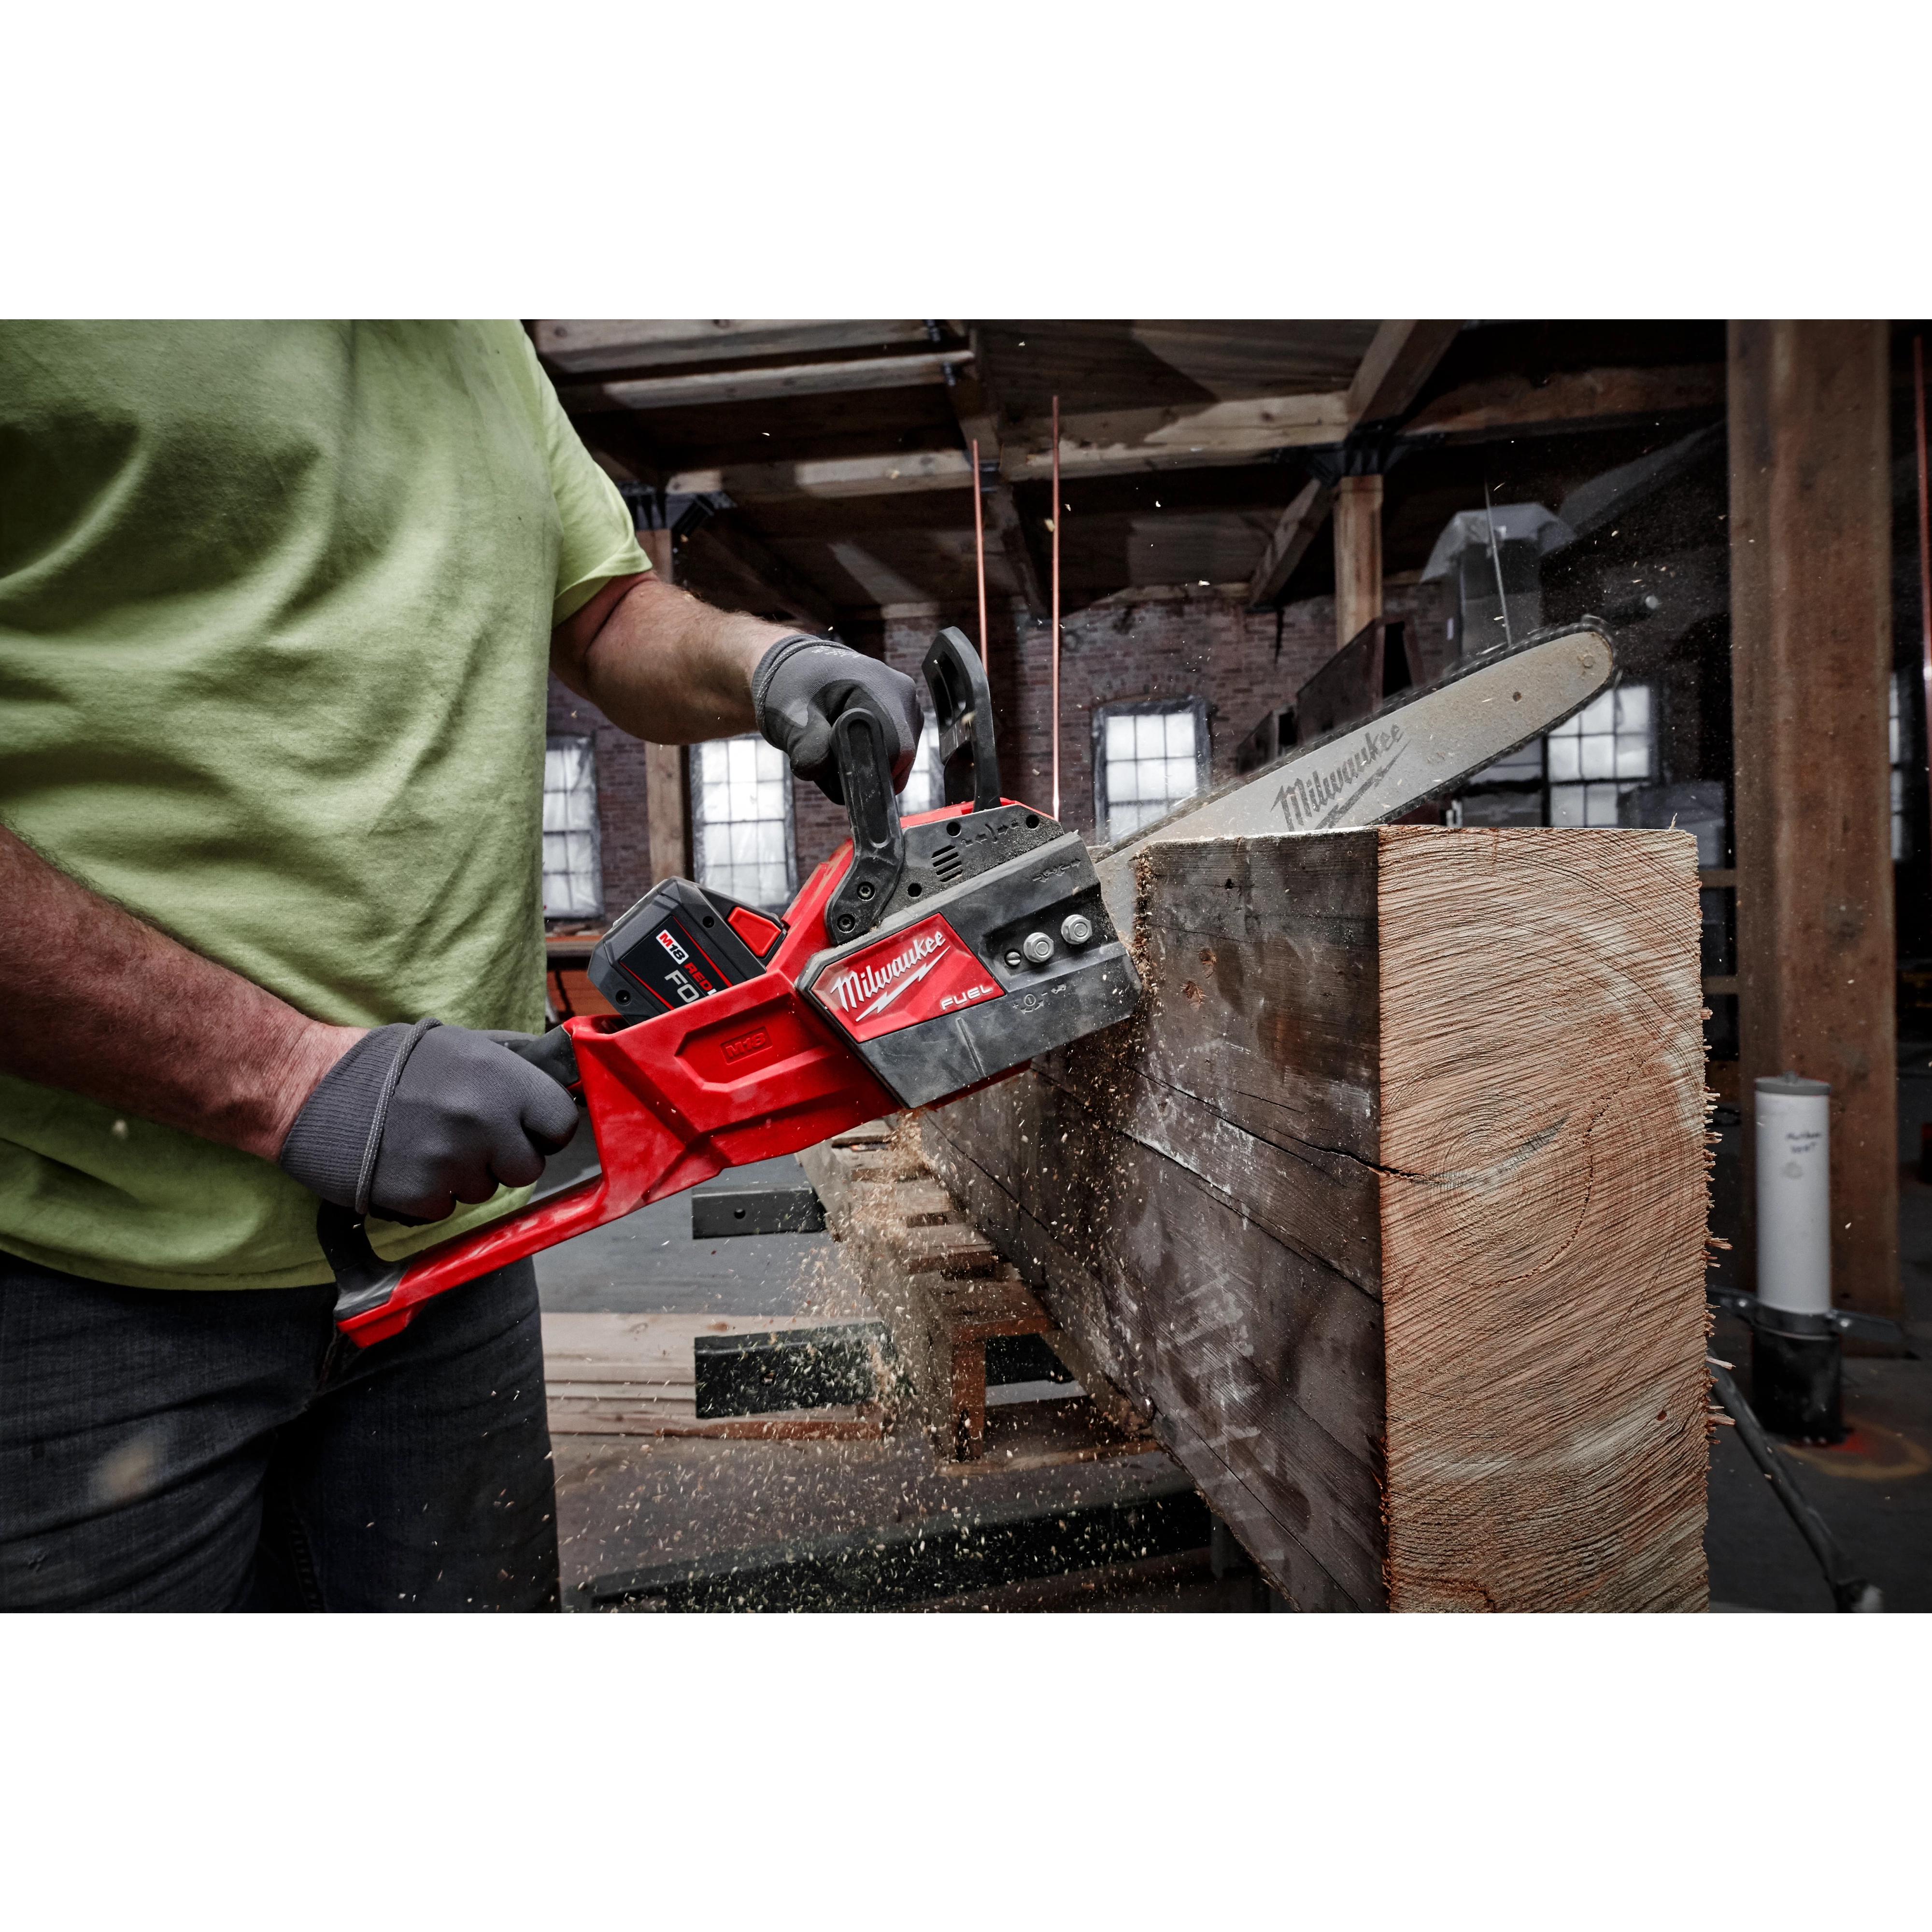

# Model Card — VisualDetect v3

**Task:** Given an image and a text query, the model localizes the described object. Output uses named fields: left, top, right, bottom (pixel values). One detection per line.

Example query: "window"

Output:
left=1891, top=673, right=1910, bottom=863
left=1547, top=685, right=1654, bottom=827
left=691, top=734, right=796, bottom=912
left=1094, top=698, right=1209, bottom=842
left=542, top=736, right=601, bottom=920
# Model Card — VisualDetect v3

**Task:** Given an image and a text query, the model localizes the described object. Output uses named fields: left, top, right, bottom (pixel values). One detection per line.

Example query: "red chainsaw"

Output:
left=319, top=628, right=1142, bottom=1344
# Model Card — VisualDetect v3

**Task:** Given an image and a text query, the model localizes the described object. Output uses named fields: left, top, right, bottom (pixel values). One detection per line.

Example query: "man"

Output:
left=0, top=321, right=922, bottom=1611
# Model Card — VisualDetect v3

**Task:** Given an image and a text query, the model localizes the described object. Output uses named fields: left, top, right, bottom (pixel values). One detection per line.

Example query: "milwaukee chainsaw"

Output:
left=319, top=628, right=1141, bottom=1343
left=319, top=616, right=1618, bottom=1346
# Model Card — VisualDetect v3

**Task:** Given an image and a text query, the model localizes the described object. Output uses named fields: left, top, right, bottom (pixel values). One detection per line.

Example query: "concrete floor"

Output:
left=540, top=1082, right=1932, bottom=1613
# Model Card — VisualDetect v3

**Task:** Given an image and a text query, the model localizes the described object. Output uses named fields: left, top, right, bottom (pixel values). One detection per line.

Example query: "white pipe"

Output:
left=1755, top=1072, right=1831, bottom=1315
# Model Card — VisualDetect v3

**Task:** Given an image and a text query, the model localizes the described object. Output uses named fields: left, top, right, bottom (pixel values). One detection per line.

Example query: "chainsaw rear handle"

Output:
left=923, top=625, right=1002, bottom=811
left=315, top=1028, right=582, bottom=1331
left=824, top=703, right=904, bottom=941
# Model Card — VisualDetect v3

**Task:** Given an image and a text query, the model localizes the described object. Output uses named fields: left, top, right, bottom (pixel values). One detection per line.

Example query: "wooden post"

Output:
left=1333, top=473, right=1383, bottom=648
left=637, top=529, right=691, bottom=884
left=1727, top=322, right=1899, bottom=1323
left=920, top=827, right=1712, bottom=1610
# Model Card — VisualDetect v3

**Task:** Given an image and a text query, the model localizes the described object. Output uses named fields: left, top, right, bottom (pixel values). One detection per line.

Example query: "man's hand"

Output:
left=551, top=573, right=924, bottom=797
left=277, top=1021, right=579, bottom=1223
left=750, top=636, right=923, bottom=803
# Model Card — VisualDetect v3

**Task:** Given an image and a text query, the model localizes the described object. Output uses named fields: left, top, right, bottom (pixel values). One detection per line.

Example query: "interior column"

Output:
left=1728, top=320, right=1899, bottom=1322
left=1333, top=473, right=1383, bottom=649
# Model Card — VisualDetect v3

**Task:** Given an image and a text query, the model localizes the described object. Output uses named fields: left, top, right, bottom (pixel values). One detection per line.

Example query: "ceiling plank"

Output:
left=558, top=350, right=974, bottom=414
left=1403, top=364, right=1724, bottom=441
left=1345, top=321, right=1466, bottom=426
left=535, top=320, right=931, bottom=375
left=1004, top=392, right=1351, bottom=479
left=1245, top=479, right=1336, bottom=609
left=667, top=449, right=972, bottom=500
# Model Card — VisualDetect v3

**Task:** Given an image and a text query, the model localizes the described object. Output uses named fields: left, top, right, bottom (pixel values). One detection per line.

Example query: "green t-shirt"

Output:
left=0, top=321, right=650, bottom=1290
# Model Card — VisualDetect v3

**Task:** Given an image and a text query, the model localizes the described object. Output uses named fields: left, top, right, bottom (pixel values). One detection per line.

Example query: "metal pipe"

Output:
left=1051, top=395, right=1062, bottom=823
left=1483, top=480, right=1514, bottom=653
left=1915, top=336, right=1931, bottom=838
left=1706, top=1359, right=1880, bottom=1611
left=971, top=436, right=988, bottom=664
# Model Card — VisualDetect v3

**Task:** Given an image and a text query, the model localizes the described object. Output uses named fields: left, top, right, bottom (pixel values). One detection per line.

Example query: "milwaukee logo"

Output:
left=825, top=929, right=948, bottom=1016
left=812, top=914, right=1005, bottom=1044
left=1272, top=721, right=1406, bottom=831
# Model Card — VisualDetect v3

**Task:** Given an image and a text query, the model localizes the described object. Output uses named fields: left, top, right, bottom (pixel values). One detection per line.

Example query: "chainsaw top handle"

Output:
left=825, top=627, right=1003, bottom=940
left=923, top=625, right=1002, bottom=812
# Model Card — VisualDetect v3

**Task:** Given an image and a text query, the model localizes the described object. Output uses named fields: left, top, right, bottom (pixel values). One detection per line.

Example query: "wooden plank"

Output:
left=558, top=349, right=973, bottom=414
left=1006, top=392, right=1351, bottom=480
left=1404, top=363, right=1724, bottom=441
left=534, top=319, right=931, bottom=375
left=1345, top=320, right=1465, bottom=426
left=666, top=449, right=974, bottom=501
left=1727, top=321, right=1899, bottom=1323
left=920, top=827, right=1710, bottom=1611
left=1246, top=478, right=1334, bottom=609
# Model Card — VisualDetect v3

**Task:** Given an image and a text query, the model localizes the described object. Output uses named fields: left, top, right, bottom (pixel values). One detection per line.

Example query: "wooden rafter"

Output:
left=558, top=349, right=974, bottom=414
left=1404, top=364, right=1724, bottom=441
left=534, top=319, right=931, bottom=374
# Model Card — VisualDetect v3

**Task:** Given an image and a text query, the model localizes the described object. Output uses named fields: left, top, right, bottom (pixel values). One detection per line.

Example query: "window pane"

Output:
left=1164, top=710, right=1194, bottom=757
left=1576, top=691, right=1617, bottom=734
left=1105, top=715, right=1136, bottom=759
left=1108, top=759, right=1140, bottom=802
left=1546, top=736, right=1581, bottom=781
left=1163, top=756, right=1195, bottom=800
left=1549, top=784, right=1586, bottom=827
left=1615, top=685, right=1650, bottom=734
left=698, top=740, right=727, bottom=782
left=1579, top=734, right=1614, bottom=780
left=1584, top=783, right=1621, bottom=826
left=1614, top=737, right=1652, bottom=779
left=726, top=737, right=757, bottom=781
left=1134, top=714, right=1164, bottom=759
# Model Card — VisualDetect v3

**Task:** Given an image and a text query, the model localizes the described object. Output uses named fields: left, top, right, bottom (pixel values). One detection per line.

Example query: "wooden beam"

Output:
left=919, top=827, right=1711, bottom=1611
left=1245, top=479, right=1335, bottom=608
left=1405, top=363, right=1724, bottom=441
left=534, top=319, right=931, bottom=375
left=1345, top=319, right=1465, bottom=425
left=1728, top=322, right=1899, bottom=1324
left=666, top=449, right=972, bottom=501
left=1004, top=392, right=1352, bottom=480
left=945, top=343, right=1049, bottom=622
left=1333, top=474, right=1383, bottom=648
left=557, top=350, right=973, bottom=414
left=675, top=513, right=835, bottom=630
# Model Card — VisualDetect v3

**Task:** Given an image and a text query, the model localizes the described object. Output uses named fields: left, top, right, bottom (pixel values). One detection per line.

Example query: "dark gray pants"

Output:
left=0, top=1251, right=558, bottom=1611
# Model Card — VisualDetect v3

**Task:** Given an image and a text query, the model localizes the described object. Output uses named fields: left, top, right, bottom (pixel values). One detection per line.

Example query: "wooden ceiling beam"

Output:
left=535, top=319, right=932, bottom=375
left=557, top=350, right=973, bottom=415
left=675, top=512, right=836, bottom=631
left=666, top=449, right=972, bottom=500
left=1245, top=478, right=1335, bottom=609
left=1403, top=364, right=1724, bottom=442
left=944, top=340, right=1049, bottom=623
left=1346, top=320, right=1467, bottom=426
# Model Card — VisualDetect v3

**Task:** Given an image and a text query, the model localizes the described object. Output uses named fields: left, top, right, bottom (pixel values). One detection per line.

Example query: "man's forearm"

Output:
left=0, top=826, right=361, bottom=1160
left=550, top=573, right=801, bottom=742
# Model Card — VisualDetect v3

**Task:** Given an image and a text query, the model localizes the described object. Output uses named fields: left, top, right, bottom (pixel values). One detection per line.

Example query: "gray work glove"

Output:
left=278, top=1019, right=579, bottom=1225
left=751, top=634, right=923, bottom=804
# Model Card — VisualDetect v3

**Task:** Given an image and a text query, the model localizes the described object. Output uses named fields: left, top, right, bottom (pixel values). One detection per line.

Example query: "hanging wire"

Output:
left=1051, top=395, right=1062, bottom=823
